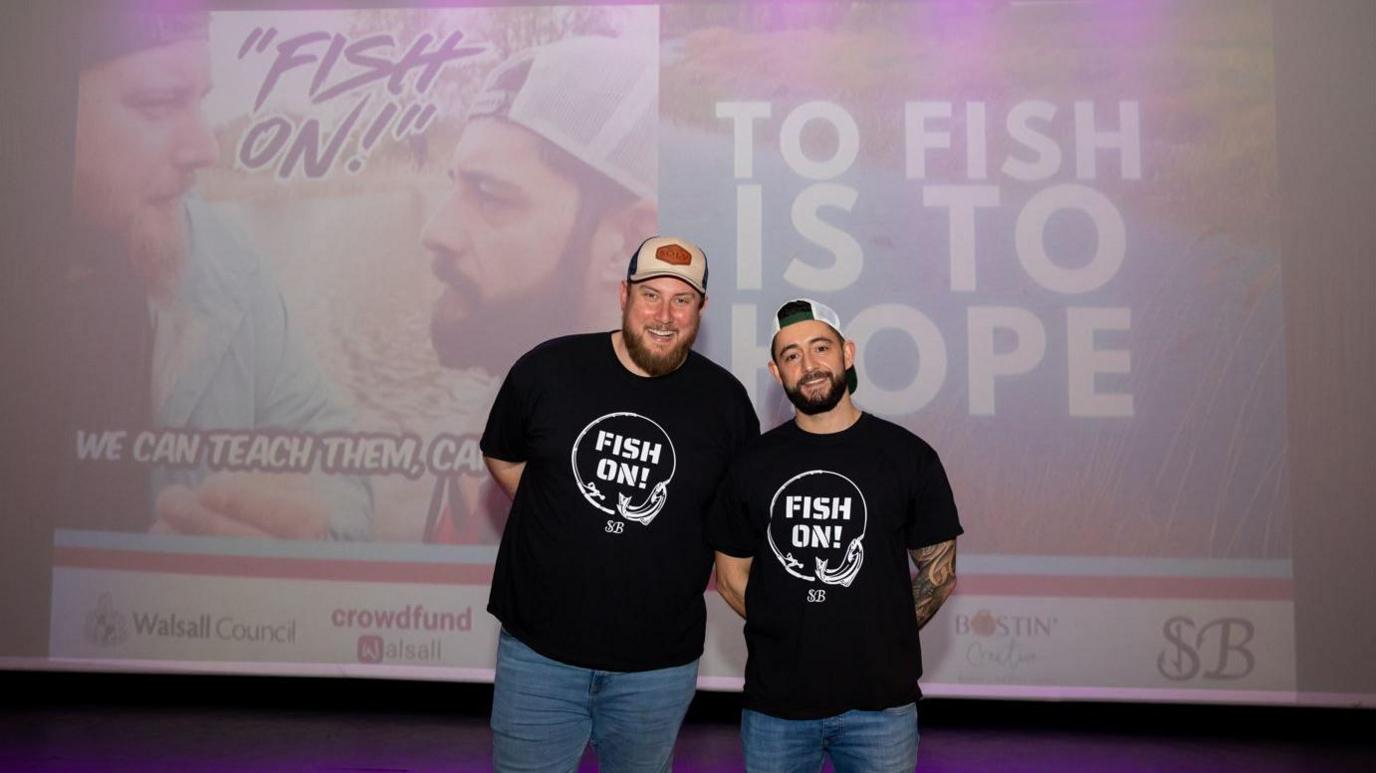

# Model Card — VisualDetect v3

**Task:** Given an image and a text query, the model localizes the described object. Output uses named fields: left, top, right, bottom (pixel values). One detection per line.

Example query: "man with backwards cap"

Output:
left=479, top=235, right=759, bottom=771
left=709, top=299, right=962, bottom=772
left=421, top=35, right=660, bottom=544
left=57, top=6, right=370, bottom=539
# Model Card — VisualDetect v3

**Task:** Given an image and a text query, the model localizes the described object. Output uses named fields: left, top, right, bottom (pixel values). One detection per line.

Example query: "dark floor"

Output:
left=1, top=672, right=1372, bottom=772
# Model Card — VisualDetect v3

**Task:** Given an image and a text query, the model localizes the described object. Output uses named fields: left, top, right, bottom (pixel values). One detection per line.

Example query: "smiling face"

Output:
left=618, top=276, right=703, bottom=376
left=72, top=39, right=218, bottom=296
left=770, top=319, right=855, bottom=416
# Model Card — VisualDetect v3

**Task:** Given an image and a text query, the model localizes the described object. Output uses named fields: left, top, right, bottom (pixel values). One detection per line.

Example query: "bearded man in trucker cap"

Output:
left=479, top=235, right=759, bottom=772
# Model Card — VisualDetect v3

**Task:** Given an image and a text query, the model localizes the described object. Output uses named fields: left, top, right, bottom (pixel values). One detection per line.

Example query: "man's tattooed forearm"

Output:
left=911, top=539, right=957, bottom=630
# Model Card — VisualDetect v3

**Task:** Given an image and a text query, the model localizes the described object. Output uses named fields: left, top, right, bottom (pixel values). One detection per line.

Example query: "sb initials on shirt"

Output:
left=807, top=589, right=827, bottom=603
left=605, top=520, right=625, bottom=534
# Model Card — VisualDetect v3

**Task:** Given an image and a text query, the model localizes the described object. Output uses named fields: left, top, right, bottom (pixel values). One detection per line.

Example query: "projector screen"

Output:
left=1, top=0, right=1370, bottom=708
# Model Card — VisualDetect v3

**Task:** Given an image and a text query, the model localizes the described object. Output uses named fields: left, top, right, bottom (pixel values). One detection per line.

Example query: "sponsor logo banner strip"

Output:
left=54, top=547, right=495, bottom=584
left=963, top=555, right=1292, bottom=579
left=54, top=547, right=1290, bottom=598
left=55, top=530, right=498, bottom=564
left=954, top=574, right=1292, bottom=600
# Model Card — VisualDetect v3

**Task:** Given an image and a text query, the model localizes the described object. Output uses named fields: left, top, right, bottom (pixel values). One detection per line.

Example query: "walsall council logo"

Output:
left=767, top=470, right=867, bottom=587
left=571, top=412, right=677, bottom=525
left=84, top=593, right=128, bottom=647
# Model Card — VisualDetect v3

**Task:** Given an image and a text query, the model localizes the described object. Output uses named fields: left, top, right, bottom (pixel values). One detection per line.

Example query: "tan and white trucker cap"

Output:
left=626, top=236, right=708, bottom=296
left=467, top=36, right=657, bottom=201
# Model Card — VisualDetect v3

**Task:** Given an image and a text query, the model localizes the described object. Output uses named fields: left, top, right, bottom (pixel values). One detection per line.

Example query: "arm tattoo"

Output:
left=910, top=539, right=957, bottom=630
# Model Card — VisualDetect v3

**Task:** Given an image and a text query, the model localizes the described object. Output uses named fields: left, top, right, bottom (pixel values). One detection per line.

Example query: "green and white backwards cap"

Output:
left=772, top=298, right=858, bottom=394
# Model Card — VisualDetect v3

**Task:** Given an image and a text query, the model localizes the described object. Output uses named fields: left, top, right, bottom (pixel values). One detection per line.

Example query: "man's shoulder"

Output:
left=514, top=332, right=607, bottom=365
left=861, top=413, right=941, bottom=460
left=760, top=418, right=800, bottom=442
left=729, top=420, right=796, bottom=465
left=683, top=348, right=751, bottom=398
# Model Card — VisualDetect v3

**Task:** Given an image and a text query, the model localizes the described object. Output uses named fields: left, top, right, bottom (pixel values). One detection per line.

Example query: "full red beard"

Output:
left=622, top=314, right=698, bottom=377
left=125, top=201, right=189, bottom=302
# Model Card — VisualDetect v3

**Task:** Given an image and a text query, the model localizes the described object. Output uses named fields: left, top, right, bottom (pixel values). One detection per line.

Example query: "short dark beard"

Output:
left=784, top=369, right=846, bottom=415
left=429, top=125, right=636, bottom=372
left=428, top=178, right=602, bottom=371
left=429, top=234, right=584, bottom=372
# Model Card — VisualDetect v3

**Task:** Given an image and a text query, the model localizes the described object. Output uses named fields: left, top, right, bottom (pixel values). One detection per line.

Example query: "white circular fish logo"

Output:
left=767, top=470, right=867, bottom=586
left=571, top=412, right=677, bottom=525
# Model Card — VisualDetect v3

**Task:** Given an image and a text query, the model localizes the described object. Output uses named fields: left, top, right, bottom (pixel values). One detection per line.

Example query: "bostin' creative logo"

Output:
left=571, top=413, right=677, bottom=526
left=956, top=609, right=1058, bottom=638
left=767, top=470, right=867, bottom=587
left=84, top=593, right=128, bottom=647
left=955, top=609, right=1057, bottom=675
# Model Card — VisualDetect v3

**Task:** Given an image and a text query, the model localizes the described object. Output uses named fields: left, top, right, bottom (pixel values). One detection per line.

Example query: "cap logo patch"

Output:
left=656, top=244, right=692, bottom=266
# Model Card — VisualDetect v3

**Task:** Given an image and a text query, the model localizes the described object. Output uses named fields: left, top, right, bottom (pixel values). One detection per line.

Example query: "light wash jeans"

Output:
left=490, top=629, right=699, bottom=773
left=741, top=702, right=919, bottom=773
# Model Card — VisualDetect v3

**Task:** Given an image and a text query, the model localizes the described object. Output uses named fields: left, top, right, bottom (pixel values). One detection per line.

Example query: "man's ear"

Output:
left=843, top=339, right=856, bottom=370
left=588, top=198, right=658, bottom=284
left=767, top=359, right=783, bottom=386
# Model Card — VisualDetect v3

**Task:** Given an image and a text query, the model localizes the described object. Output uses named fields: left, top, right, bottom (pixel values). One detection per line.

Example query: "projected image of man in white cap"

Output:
left=418, top=35, right=662, bottom=546
left=423, top=36, right=657, bottom=375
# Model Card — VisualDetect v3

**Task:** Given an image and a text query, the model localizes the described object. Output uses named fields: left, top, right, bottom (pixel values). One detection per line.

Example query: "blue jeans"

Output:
left=490, top=629, right=699, bottom=773
left=741, top=703, right=919, bottom=773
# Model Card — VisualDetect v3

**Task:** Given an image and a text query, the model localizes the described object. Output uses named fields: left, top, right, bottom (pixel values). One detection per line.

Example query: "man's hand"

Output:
left=153, top=472, right=329, bottom=539
left=484, top=456, right=526, bottom=500
left=714, top=552, right=753, bottom=619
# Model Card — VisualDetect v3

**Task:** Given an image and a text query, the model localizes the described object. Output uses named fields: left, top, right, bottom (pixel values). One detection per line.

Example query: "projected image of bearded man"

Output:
left=55, top=8, right=371, bottom=540
left=417, top=36, right=658, bottom=545
left=72, top=39, right=207, bottom=301
left=422, top=37, right=656, bottom=376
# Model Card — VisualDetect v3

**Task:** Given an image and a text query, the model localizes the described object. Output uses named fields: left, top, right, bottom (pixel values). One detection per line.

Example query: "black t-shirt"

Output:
left=708, top=412, right=962, bottom=719
left=482, top=332, right=759, bottom=671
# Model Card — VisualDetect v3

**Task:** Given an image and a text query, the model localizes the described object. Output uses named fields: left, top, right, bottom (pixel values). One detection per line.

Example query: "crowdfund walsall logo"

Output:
left=333, top=603, right=472, bottom=664
left=571, top=412, right=677, bottom=527
left=83, top=593, right=296, bottom=647
left=767, top=470, right=868, bottom=591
